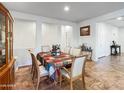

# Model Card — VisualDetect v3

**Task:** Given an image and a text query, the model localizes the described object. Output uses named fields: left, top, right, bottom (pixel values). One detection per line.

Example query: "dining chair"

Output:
left=28, top=49, right=41, bottom=74
left=64, top=46, right=72, bottom=54
left=59, top=56, right=87, bottom=90
left=41, top=45, right=50, bottom=52
left=70, top=48, right=81, bottom=57
left=30, top=52, right=49, bottom=89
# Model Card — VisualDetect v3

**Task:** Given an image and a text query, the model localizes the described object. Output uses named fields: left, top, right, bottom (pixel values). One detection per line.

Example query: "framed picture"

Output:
left=80, top=25, right=90, bottom=36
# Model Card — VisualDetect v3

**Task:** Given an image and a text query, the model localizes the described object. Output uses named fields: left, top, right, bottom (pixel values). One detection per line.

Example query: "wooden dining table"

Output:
left=37, top=52, right=73, bottom=81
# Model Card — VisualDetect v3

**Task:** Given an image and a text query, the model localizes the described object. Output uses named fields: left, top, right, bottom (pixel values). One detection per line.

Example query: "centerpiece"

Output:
left=51, top=44, right=61, bottom=56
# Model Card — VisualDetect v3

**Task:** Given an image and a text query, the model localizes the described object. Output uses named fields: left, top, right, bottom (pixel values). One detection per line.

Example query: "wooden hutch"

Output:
left=0, top=3, right=15, bottom=89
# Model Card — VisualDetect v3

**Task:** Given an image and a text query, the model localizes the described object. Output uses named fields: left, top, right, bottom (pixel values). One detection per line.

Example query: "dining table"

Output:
left=37, top=51, right=73, bottom=81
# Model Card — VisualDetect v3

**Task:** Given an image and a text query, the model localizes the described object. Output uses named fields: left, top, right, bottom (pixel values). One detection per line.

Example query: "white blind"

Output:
left=13, top=19, right=36, bottom=67
left=41, top=23, right=61, bottom=46
left=61, top=25, right=73, bottom=50
left=14, top=19, right=36, bottom=49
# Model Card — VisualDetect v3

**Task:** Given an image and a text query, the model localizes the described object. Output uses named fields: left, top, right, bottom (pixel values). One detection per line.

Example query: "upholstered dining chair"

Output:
left=64, top=46, right=72, bottom=54
left=30, top=52, right=48, bottom=89
left=59, top=56, right=87, bottom=90
left=28, top=49, right=41, bottom=74
left=70, top=48, right=81, bottom=57
left=41, top=45, right=50, bottom=52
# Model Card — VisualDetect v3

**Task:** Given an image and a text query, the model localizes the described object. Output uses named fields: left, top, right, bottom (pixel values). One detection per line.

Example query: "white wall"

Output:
left=118, top=27, right=124, bottom=53
left=78, top=8, right=124, bottom=61
left=96, top=23, right=119, bottom=58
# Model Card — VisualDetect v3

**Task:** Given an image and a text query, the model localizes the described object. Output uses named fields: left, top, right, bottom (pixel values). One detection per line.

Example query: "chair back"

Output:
left=30, top=52, right=40, bottom=79
left=28, top=48, right=33, bottom=53
left=41, top=45, right=50, bottom=52
left=70, top=48, right=81, bottom=56
left=64, top=46, right=71, bottom=54
left=71, top=56, right=86, bottom=78
left=70, top=47, right=73, bottom=55
left=28, top=49, right=34, bottom=65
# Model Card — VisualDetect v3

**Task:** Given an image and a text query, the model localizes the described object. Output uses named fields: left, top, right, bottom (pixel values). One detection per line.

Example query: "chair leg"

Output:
left=31, top=65, right=33, bottom=73
left=59, top=72, right=62, bottom=87
left=70, top=80, right=73, bottom=90
left=82, top=74, right=85, bottom=89
left=36, top=77, right=40, bottom=90
left=32, top=69, right=36, bottom=81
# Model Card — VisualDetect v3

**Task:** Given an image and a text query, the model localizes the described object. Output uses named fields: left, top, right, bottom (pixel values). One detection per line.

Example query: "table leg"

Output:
left=115, top=47, right=117, bottom=55
left=119, top=46, right=121, bottom=55
left=111, top=47, right=112, bottom=55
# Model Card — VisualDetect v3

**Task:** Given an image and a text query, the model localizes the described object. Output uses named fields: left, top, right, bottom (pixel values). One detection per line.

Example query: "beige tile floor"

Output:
left=15, top=54, right=124, bottom=90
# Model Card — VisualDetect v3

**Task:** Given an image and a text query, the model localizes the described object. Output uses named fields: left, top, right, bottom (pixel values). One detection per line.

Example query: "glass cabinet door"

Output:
left=7, top=19, right=11, bottom=62
left=0, top=13, right=6, bottom=67
left=9, top=19, right=12, bottom=60
left=10, top=21, right=13, bottom=59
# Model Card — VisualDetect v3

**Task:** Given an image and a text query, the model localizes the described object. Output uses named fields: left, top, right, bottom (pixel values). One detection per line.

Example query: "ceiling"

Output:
left=2, top=2, right=124, bottom=22
left=105, top=17, right=124, bottom=28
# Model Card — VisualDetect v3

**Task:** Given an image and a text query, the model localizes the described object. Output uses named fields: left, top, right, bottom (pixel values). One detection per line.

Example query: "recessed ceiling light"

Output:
left=117, top=17, right=123, bottom=20
left=64, top=6, right=70, bottom=12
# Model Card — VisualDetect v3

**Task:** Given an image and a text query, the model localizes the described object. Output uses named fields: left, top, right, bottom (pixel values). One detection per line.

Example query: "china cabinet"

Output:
left=0, top=3, right=15, bottom=89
